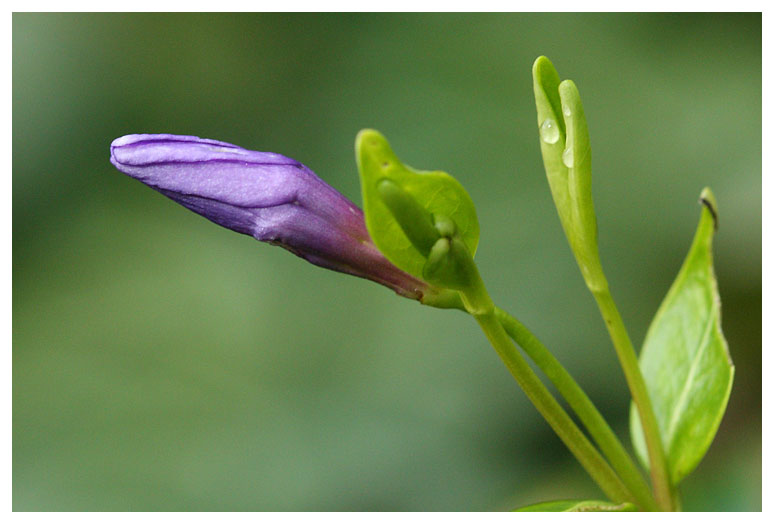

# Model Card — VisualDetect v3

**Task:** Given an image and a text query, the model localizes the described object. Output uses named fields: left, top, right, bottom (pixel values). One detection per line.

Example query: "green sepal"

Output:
left=514, top=500, right=636, bottom=512
left=356, top=129, right=479, bottom=280
left=630, top=188, right=734, bottom=484
left=532, top=57, right=605, bottom=290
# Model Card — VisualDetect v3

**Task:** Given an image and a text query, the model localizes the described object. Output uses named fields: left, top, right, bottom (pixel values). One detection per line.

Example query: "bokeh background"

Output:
left=13, top=13, right=761, bottom=511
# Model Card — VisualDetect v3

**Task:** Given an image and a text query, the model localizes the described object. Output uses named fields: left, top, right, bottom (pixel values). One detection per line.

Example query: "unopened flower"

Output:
left=110, top=133, right=435, bottom=301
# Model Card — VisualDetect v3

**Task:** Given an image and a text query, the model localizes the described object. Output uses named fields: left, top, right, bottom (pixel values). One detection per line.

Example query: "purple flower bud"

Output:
left=110, top=133, right=433, bottom=300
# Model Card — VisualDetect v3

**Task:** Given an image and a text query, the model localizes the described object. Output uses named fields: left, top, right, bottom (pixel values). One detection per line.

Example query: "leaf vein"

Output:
left=664, top=304, right=715, bottom=445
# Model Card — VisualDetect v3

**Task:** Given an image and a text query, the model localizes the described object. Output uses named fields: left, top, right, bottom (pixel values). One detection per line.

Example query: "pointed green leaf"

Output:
left=514, top=500, right=636, bottom=512
left=355, top=129, right=479, bottom=279
left=630, top=188, right=734, bottom=484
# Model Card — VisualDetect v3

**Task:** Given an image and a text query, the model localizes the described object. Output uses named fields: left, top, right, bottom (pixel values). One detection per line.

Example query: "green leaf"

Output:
left=630, top=188, right=734, bottom=484
left=355, top=129, right=479, bottom=279
left=514, top=500, right=636, bottom=512
left=532, top=56, right=605, bottom=290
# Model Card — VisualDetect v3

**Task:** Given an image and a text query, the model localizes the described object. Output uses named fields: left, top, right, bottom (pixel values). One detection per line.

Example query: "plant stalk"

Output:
left=473, top=309, right=634, bottom=505
left=591, top=285, right=674, bottom=511
left=494, top=307, right=658, bottom=511
left=453, top=259, right=635, bottom=505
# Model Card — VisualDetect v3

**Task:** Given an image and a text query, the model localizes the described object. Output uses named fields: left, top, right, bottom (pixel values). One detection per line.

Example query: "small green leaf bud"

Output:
left=423, top=236, right=476, bottom=291
left=432, top=214, right=457, bottom=238
left=376, top=178, right=440, bottom=257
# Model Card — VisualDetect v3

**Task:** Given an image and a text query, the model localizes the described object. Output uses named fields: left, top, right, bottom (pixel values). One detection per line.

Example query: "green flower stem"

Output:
left=494, top=307, right=658, bottom=512
left=473, top=309, right=633, bottom=505
left=454, top=268, right=634, bottom=505
left=591, top=285, right=674, bottom=511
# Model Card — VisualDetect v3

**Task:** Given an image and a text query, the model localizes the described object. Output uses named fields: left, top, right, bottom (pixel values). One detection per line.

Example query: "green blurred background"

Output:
left=13, top=13, right=761, bottom=511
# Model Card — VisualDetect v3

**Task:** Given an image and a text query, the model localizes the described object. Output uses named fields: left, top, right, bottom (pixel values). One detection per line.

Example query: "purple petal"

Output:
left=110, top=133, right=431, bottom=300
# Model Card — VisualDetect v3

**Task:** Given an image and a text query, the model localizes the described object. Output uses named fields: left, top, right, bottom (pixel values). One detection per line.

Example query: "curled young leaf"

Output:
left=630, top=188, right=734, bottom=484
left=532, top=57, right=604, bottom=291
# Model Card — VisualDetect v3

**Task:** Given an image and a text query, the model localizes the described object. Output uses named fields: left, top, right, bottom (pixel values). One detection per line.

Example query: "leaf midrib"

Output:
left=664, top=302, right=715, bottom=446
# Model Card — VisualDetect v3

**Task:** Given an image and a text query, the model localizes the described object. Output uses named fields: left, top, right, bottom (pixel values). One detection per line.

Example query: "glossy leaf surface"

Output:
left=515, top=500, right=636, bottom=512
left=630, top=188, right=734, bottom=484
left=355, top=129, right=479, bottom=279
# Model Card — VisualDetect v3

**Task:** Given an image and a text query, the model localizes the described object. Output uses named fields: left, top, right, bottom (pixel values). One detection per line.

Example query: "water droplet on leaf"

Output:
left=539, top=119, right=560, bottom=144
left=562, top=147, right=574, bottom=168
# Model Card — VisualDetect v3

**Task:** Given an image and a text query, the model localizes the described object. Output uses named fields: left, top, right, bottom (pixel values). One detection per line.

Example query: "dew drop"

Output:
left=563, top=105, right=571, bottom=117
left=562, top=147, right=574, bottom=168
left=539, top=119, right=560, bottom=144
